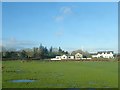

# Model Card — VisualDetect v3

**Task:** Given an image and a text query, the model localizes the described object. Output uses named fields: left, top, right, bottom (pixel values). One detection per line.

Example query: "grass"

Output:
left=2, top=60, right=118, bottom=88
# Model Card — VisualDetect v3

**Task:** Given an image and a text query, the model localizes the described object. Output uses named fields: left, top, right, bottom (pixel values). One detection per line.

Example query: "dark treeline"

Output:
left=1, top=44, right=69, bottom=60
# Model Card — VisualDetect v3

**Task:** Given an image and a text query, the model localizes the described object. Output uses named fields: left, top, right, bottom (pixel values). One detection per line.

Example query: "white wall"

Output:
left=61, top=55, right=67, bottom=59
left=92, top=52, right=114, bottom=58
left=56, top=56, right=61, bottom=59
left=68, top=56, right=74, bottom=59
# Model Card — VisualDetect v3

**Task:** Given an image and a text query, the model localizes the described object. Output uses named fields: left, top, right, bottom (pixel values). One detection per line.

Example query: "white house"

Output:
left=51, top=55, right=70, bottom=60
left=61, top=54, right=68, bottom=59
left=68, top=56, right=74, bottom=59
left=75, top=53, right=83, bottom=59
left=91, top=51, right=114, bottom=58
left=51, top=56, right=61, bottom=60
left=51, top=52, right=92, bottom=60
left=51, top=58, right=61, bottom=60
left=56, top=56, right=61, bottom=59
left=91, top=53, right=98, bottom=58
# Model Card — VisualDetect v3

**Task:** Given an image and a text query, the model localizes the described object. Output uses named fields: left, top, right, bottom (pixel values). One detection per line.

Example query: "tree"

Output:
left=48, top=46, right=54, bottom=58
left=65, top=51, right=69, bottom=55
left=49, top=46, right=53, bottom=53
left=71, top=49, right=91, bottom=58
left=10, top=51, right=18, bottom=59
left=59, top=47, right=62, bottom=53
left=33, top=47, right=40, bottom=59
left=44, top=47, right=49, bottom=58
left=2, top=44, right=70, bottom=60
left=83, top=51, right=92, bottom=58
left=58, top=47, right=64, bottom=55
left=3, top=51, right=11, bottom=58
left=24, top=48, right=34, bottom=58
left=39, top=44, right=44, bottom=59
left=20, top=50, right=27, bottom=60
left=71, top=49, right=84, bottom=55
left=44, top=47, right=48, bottom=54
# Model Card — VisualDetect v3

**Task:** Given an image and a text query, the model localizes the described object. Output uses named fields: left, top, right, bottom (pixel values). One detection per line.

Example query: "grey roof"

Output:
left=90, top=53, right=97, bottom=55
left=97, top=51, right=114, bottom=54
left=90, top=51, right=114, bottom=55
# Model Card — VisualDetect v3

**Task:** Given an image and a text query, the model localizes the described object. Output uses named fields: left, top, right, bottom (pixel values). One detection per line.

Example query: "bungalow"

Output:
left=56, top=56, right=61, bottom=59
left=51, top=53, right=91, bottom=60
left=51, top=58, right=61, bottom=60
left=51, top=56, right=61, bottom=60
left=51, top=55, right=68, bottom=60
left=61, top=54, right=68, bottom=59
left=91, top=51, right=114, bottom=58
left=75, top=53, right=83, bottom=60
left=68, top=56, right=74, bottom=59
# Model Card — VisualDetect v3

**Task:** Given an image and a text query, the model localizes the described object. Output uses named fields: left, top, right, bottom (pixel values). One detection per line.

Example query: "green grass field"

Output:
left=2, top=60, right=118, bottom=88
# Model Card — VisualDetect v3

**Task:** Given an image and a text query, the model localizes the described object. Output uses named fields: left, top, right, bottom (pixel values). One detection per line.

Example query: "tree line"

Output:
left=1, top=44, right=69, bottom=60
left=1, top=44, right=92, bottom=60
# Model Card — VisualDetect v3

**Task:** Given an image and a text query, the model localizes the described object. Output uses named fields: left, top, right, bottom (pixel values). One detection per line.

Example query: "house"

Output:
left=56, top=56, right=61, bottom=59
left=51, top=53, right=92, bottom=60
left=51, top=58, right=61, bottom=60
left=91, top=53, right=98, bottom=58
left=68, top=56, right=74, bottom=59
left=51, top=56, right=61, bottom=60
left=75, top=53, right=83, bottom=59
left=91, top=51, right=114, bottom=58
left=61, top=54, right=68, bottom=59
left=51, top=55, right=68, bottom=60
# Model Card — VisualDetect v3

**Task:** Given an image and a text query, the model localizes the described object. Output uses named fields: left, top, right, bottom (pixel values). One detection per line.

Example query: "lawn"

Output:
left=2, top=60, right=118, bottom=88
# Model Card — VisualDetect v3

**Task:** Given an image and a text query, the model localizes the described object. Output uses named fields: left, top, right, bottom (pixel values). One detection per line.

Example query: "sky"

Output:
left=2, top=2, right=118, bottom=53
